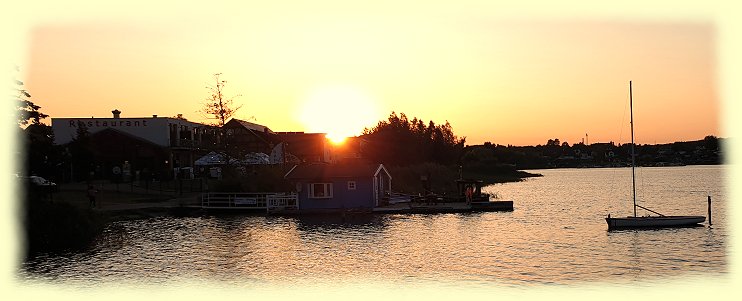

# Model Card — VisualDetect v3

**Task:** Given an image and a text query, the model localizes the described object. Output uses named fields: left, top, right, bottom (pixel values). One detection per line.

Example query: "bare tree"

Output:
left=202, top=73, right=242, bottom=126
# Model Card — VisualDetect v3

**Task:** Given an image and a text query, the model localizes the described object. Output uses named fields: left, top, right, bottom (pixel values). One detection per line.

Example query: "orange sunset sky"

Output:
left=6, top=1, right=738, bottom=146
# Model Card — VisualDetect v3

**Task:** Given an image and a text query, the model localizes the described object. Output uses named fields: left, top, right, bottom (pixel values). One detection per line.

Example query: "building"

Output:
left=223, top=118, right=280, bottom=155
left=51, top=110, right=215, bottom=180
left=51, top=111, right=369, bottom=181
left=275, top=132, right=331, bottom=163
left=274, top=133, right=367, bottom=164
left=327, top=136, right=367, bottom=164
left=284, top=163, right=392, bottom=210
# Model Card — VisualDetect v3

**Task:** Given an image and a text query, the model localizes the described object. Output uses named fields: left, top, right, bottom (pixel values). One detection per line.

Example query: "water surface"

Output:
left=20, top=165, right=727, bottom=288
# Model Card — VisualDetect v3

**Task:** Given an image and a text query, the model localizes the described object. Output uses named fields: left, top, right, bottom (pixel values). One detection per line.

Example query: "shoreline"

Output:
left=33, top=166, right=542, bottom=222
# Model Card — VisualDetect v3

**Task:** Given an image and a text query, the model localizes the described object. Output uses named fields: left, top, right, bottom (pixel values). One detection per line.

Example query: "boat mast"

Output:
left=630, top=81, right=637, bottom=217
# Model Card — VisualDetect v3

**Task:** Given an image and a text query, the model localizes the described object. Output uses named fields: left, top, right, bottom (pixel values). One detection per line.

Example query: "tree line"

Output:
left=464, top=136, right=723, bottom=169
left=360, top=112, right=466, bottom=165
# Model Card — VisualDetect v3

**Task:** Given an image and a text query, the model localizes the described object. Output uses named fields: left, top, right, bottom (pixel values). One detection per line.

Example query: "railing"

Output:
left=201, top=192, right=298, bottom=212
left=170, top=139, right=210, bottom=148
left=267, top=193, right=299, bottom=212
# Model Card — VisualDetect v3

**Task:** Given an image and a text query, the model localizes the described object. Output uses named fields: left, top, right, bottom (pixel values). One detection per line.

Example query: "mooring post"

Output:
left=708, top=195, right=712, bottom=226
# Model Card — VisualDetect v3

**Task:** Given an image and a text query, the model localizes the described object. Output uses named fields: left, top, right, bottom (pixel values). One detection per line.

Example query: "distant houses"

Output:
left=467, top=137, right=723, bottom=169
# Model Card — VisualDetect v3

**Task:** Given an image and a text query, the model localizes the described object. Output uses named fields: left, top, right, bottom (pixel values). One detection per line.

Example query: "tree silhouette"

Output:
left=362, top=112, right=466, bottom=165
left=14, top=70, right=48, bottom=127
left=202, top=73, right=242, bottom=127
left=15, top=67, right=57, bottom=177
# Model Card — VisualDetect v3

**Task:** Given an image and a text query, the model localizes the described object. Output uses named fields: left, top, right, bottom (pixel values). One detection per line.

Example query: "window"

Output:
left=347, top=181, right=356, bottom=190
left=309, top=183, right=333, bottom=199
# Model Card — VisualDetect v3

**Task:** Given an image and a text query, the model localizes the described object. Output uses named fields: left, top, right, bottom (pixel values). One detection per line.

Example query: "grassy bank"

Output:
left=22, top=189, right=107, bottom=255
left=387, top=162, right=541, bottom=195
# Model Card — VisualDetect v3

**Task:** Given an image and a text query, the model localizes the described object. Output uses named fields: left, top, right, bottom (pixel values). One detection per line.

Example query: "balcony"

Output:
left=170, top=139, right=209, bottom=149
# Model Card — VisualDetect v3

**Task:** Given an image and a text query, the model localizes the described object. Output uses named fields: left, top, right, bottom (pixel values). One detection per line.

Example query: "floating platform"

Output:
left=470, top=200, right=514, bottom=212
left=372, top=200, right=513, bottom=214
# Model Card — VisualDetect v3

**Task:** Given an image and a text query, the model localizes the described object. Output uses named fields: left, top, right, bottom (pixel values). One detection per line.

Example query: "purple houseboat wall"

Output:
left=284, top=163, right=392, bottom=210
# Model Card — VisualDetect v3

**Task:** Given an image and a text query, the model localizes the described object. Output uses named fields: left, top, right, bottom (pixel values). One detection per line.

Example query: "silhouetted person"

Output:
left=465, top=185, right=473, bottom=204
left=87, top=185, right=98, bottom=208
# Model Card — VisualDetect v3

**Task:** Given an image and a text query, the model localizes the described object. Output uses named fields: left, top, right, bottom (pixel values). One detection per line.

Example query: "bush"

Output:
left=240, top=165, right=293, bottom=192
left=208, top=165, right=293, bottom=192
left=387, top=162, right=541, bottom=195
left=23, top=192, right=106, bottom=255
left=386, top=163, right=461, bottom=195
left=208, top=178, right=243, bottom=192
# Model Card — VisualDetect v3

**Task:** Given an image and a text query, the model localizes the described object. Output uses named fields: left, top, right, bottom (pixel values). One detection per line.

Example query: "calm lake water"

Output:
left=19, top=165, right=727, bottom=288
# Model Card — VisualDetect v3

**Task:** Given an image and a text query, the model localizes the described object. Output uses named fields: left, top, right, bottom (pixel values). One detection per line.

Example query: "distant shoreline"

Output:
left=522, top=162, right=724, bottom=171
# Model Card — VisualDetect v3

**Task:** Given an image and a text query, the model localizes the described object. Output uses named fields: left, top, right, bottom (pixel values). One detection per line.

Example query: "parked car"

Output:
left=25, top=176, right=58, bottom=191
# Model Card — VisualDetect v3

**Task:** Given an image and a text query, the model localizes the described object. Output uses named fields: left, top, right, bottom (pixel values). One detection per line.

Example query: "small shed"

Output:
left=284, top=163, right=392, bottom=210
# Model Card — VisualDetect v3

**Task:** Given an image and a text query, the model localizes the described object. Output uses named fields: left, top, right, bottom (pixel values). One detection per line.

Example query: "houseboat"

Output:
left=283, top=162, right=392, bottom=213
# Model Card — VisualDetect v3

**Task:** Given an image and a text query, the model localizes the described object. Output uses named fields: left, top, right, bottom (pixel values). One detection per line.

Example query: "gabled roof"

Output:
left=86, top=128, right=167, bottom=158
left=226, top=118, right=274, bottom=134
left=276, top=132, right=326, bottom=143
left=275, top=132, right=327, bottom=159
left=285, top=163, right=389, bottom=180
left=89, top=127, right=162, bottom=148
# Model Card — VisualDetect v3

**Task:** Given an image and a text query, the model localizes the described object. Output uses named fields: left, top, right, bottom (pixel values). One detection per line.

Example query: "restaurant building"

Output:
left=51, top=110, right=216, bottom=180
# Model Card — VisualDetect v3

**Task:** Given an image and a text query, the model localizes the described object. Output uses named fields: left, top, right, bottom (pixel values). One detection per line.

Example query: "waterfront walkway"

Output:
left=48, top=181, right=202, bottom=212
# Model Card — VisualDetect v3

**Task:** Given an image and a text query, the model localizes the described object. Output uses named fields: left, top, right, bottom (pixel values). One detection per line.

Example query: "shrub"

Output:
left=22, top=191, right=105, bottom=255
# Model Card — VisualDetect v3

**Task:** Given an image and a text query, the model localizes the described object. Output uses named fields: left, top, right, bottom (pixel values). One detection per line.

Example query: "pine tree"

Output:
left=15, top=77, right=48, bottom=127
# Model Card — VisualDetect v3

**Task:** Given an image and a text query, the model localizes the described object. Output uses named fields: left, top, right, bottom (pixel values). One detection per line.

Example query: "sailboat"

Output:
left=605, top=81, right=706, bottom=230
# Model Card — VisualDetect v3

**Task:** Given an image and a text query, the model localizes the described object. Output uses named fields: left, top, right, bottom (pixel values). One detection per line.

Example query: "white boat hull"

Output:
left=606, top=216, right=706, bottom=229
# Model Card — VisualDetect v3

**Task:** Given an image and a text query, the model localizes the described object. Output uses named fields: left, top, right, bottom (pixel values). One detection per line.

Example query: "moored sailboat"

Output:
left=605, top=81, right=705, bottom=230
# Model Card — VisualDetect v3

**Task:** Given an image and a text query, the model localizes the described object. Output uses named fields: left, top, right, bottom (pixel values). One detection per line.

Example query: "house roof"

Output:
left=284, top=163, right=389, bottom=180
left=86, top=128, right=167, bottom=159
left=276, top=132, right=327, bottom=159
left=89, top=127, right=163, bottom=148
left=226, top=118, right=274, bottom=134
left=276, top=132, right=326, bottom=143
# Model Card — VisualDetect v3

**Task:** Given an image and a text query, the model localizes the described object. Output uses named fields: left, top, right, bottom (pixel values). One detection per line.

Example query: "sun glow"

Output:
left=298, top=84, right=380, bottom=142
left=326, top=134, right=347, bottom=145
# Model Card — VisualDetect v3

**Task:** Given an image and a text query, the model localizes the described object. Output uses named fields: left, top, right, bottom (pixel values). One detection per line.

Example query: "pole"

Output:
left=708, top=195, right=712, bottom=226
left=630, top=81, right=637, bottom=217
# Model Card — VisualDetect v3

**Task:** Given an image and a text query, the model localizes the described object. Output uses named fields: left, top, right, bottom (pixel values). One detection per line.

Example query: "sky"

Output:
left=7, top=1, right=729, bottom=147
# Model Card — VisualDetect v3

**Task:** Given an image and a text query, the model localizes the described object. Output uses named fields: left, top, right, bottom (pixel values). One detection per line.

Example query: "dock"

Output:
left=372, top=200, right=513, bottom=214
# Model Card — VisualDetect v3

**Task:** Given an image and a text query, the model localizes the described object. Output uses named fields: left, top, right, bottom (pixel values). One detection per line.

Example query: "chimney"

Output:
left=112, top=109, right=121, bottom=118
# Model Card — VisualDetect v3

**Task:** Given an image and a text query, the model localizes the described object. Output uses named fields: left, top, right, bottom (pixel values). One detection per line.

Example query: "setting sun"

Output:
left=326, top=134, right=347, bottom=145
left=298, top=84, right=380, bottom=142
